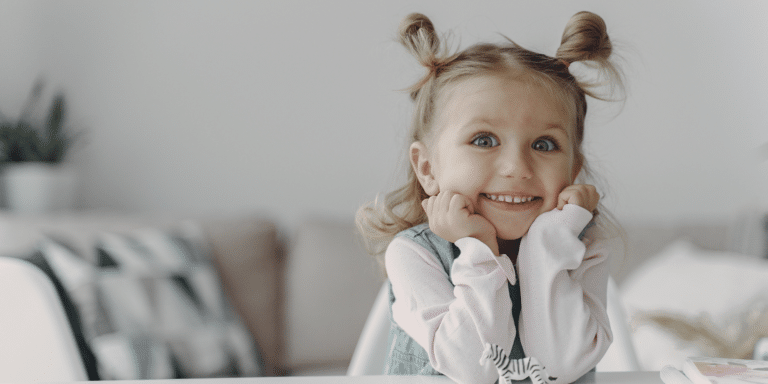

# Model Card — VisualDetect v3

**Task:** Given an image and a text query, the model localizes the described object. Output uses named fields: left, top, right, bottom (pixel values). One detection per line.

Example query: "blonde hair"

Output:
left=357, top=11, right=625, bottom=268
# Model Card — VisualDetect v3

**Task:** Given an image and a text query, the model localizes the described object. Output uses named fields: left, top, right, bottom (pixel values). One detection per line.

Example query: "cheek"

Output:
left=448, top=170, right=487, bottom=197
left=437, top=154, right=488, bottom=189
left=540, top=161, right=574, bottom=193
left=459, top=160, right=493, bottom=191
left=568, top=147, right=583, bottom=181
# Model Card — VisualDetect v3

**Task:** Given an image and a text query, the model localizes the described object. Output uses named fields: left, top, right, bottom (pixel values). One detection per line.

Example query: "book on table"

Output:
left=661, top=357, right=768, bottom=384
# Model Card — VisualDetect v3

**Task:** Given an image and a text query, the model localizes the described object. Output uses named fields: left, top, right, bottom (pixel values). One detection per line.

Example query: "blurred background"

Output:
left=1, top=1, right=767, bottom=378
left=0, top=0, right=766, bottom=231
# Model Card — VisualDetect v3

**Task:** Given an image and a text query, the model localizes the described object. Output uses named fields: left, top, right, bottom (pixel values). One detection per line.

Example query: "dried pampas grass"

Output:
left=632, top=296, right=768, bottom=360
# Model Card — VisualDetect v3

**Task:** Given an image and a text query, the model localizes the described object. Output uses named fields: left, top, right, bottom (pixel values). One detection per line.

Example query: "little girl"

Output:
left=357, top=11, right=624, bottom=384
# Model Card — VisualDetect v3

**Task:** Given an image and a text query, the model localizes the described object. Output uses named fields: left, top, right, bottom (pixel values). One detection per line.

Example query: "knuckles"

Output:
left=558, top=184, right=600, bottom=211
left=422, top=192, right=476, bottom=243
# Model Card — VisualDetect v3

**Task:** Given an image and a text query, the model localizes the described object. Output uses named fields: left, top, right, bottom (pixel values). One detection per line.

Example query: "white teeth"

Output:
left=485, top=194, right=535, bottom=204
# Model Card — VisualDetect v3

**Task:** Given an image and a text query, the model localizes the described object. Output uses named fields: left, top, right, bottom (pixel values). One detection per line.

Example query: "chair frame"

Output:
left=0, top=257, right=88, bottom=382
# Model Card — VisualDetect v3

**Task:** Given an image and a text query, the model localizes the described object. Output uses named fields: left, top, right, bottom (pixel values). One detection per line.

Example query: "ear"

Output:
left=410, top=141, right=439, bottom=196
left=571, top=153, right=584, bottom=182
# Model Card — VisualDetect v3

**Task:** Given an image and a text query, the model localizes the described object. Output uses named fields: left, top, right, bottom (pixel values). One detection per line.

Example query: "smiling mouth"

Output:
left=482, top=193, right=541, bottom=205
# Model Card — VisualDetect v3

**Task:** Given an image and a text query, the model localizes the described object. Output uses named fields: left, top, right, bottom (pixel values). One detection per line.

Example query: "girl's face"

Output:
left=412, top=74, right=580, bottom=240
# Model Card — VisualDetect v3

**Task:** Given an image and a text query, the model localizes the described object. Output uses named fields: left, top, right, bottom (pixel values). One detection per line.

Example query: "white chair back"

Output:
left=0, top=257, right=88, bottom=382
left=347, top=283, right=390, bottom=376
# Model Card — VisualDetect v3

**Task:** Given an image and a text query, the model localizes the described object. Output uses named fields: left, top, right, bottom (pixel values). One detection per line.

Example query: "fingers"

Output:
left=421, top=191, right=493, bottom=245
left=449, top=193, right=474, bottom=215
left=558, top=184, right=599, bottom=212
left=422, top=191, right=470, bottom=216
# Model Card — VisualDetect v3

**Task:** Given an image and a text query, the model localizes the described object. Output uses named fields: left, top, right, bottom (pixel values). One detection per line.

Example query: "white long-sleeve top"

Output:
left=385, top=204, right=614, bottom=384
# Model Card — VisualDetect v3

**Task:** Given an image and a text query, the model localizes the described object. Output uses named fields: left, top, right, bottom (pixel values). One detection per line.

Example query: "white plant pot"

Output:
left=1, top=163, right=77, bottom=213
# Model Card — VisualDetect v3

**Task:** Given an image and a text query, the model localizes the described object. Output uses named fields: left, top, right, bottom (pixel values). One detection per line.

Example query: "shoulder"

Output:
left=385, top=233, right=446, bottom=277
left=395, top=222, right=452, bottom=255
left=395, top=222, right=431, bottom=240
left=386, top=233, right=434, bottom=264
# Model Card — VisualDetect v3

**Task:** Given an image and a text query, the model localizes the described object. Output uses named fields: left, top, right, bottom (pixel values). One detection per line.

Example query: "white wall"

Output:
left=0, top=1, right=46, bottom=116
left=1, top=0, right=766, bottom=230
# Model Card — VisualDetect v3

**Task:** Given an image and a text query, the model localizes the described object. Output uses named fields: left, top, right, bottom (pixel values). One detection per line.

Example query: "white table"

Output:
left=96, top=372, right=663, bottom=384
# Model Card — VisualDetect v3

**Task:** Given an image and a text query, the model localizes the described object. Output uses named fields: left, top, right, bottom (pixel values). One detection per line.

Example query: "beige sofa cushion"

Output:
left=197, top=216, right=285, bottom=376
left=0, top=211, right=284, bottom=376
left=285, top=218, right=383, bottom=371
left=612, top=221, right=731, bottom=285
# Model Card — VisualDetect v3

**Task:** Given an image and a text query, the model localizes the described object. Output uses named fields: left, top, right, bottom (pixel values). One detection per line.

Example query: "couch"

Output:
left=0, top=209, right=764, bottom=377
left=0, top=211, right=383, bottom=378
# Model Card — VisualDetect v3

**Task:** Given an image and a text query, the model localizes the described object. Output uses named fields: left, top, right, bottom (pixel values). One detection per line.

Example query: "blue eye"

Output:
left=532, top=138, right=558, bottom=151
left=472, top=135, right=499, bottom=148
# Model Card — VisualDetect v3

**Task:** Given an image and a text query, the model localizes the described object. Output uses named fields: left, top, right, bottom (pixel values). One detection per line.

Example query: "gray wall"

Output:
left=1, top=1, right=766, bottom=230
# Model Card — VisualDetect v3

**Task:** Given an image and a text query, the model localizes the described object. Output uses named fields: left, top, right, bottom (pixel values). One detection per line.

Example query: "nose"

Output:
left=498, top=147, right=533, bottom=179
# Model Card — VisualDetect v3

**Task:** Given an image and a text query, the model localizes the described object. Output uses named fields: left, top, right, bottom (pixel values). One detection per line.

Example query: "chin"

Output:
left=495, top=226, right=530, bottom=241
left=493, top=214, right=536, bottom=239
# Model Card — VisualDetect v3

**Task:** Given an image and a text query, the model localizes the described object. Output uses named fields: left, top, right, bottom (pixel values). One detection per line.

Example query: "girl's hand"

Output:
left=422, top=191, right=499, bottom=255
left=557, top=184, right=599, bottom=212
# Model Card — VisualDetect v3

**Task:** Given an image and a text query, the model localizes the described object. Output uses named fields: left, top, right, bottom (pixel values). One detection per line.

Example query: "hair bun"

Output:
left=398, top=13, right=454, bottom=99
left=557, top=11, right=624, bottom=101
left=556, top=11, right=612, bottom=64
left=398, top=13, right=441, bottom=64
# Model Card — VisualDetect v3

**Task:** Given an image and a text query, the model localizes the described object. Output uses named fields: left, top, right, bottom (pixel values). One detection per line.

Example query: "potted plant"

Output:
left=0, top=79, right=82, bottom=213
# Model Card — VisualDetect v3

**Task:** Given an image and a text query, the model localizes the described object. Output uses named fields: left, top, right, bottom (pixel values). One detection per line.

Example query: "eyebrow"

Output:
left=463, top=117, right=501, bottom=128
left=464, top=118, right=571, bottom=138
left=546, top=124, right=570, bottom=138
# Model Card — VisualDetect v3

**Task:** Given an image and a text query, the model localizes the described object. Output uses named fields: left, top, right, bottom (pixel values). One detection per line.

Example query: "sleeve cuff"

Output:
left=454, top=237, right=516, bottom=285
left=536, top=204, right=594, bottom=237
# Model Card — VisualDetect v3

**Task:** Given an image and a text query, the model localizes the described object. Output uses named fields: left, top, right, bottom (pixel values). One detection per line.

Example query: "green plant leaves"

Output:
left=0, top=83, right=78, bottom=164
